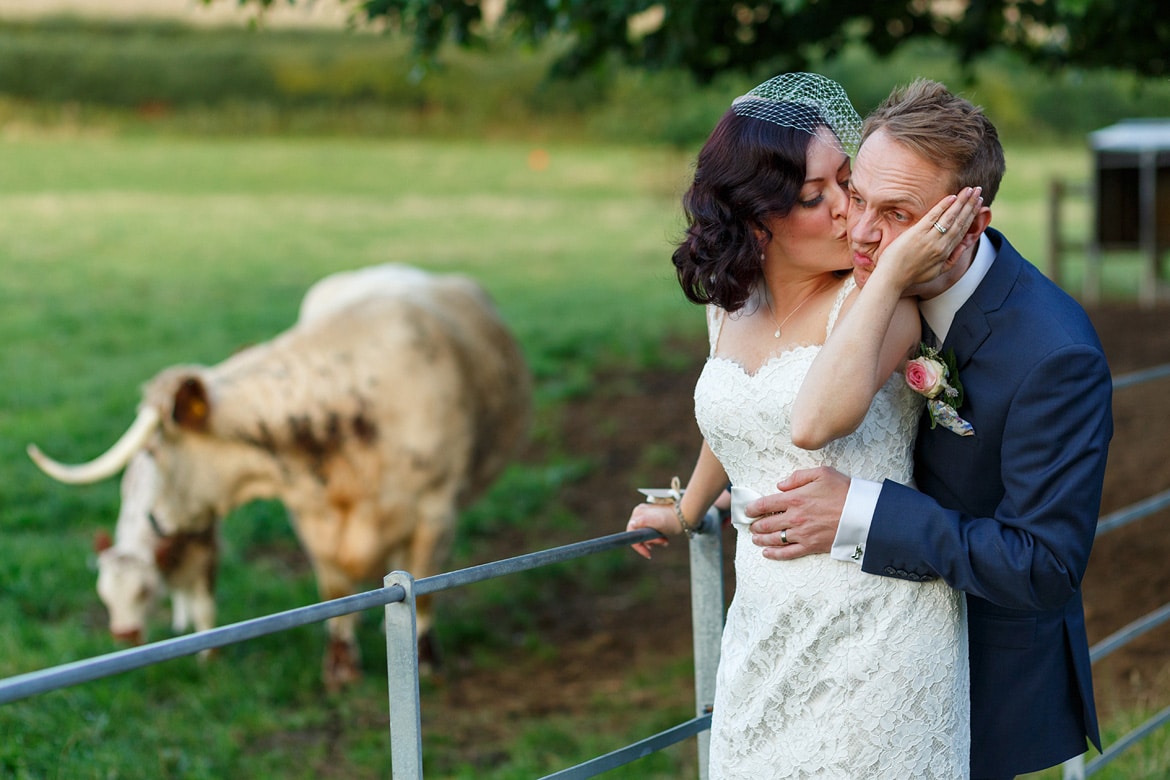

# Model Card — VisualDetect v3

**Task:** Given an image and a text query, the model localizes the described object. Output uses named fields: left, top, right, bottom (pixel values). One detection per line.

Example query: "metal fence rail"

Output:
left=1095, top=488, right=1170, bottom=537
left=0, top=508, right=725, bottom=779
left=384, top=512, right=724, bottom=779
left=540, top=715, right=713, bottom=780
left=0, top=586, right=405, bottom=706
left=1111, top=363, right=1170, bottom=390
left=1062, top=361, right=1170, bottom=780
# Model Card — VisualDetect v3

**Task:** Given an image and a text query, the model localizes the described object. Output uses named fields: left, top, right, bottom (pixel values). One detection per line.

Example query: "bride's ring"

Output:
left=933, top=221, right=948, bottom=234
left=780, top=529, right=789, bottom=545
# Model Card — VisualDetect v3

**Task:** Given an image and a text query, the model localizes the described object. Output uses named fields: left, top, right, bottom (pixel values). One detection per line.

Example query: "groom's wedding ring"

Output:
left=780, top=529, right=789, bottom=545
left=933, top=221, right=948, bottom=234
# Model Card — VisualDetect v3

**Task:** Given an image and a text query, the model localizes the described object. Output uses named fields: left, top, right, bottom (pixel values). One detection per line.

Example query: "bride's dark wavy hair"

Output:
left=673, top=103, right=826, bottom=312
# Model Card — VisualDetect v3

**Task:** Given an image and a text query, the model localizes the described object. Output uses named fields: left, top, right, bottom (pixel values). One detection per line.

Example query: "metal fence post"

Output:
left=385, top=570, right=424, bottom=780
left=1062, top=753, right=1086, bottom=780
left=689, top=508, right=725, bottom=779
left=1085, top=162, right=1102, bottom=305
left=1138, top=148, right=1159, bottom=309
left=1047, top=177, right=1065, bottom=285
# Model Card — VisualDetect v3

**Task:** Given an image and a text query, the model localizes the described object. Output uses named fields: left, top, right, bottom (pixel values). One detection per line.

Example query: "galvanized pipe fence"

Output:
left=384, top=508, right=725, bottom=779
left=1061, top=361, right=1170, bottom=780
left=0, top=507, right=725, bottom=778
left=3, top=363, right=1169, bottom=778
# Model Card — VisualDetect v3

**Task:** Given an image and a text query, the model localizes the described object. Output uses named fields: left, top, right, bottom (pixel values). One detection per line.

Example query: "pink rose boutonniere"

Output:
left=906, top=344, right=974, bottom=437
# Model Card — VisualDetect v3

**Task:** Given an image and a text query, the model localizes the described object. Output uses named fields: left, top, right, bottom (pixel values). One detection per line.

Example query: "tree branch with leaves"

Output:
left=210, top=0, right=1170, bottom=81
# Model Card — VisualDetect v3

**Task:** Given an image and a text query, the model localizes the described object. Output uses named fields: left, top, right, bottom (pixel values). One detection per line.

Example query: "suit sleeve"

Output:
left=863, top=344, right=1113, bottom=611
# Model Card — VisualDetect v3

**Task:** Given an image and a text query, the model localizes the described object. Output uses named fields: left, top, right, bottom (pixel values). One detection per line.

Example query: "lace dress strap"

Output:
left=824, top=275, right=858, bottom=339
left=706, top=304, right=727, bottom=358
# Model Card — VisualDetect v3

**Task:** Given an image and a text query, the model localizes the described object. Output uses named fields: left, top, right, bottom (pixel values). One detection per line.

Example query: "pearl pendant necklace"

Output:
left=764, top=280, right=827, bottom=339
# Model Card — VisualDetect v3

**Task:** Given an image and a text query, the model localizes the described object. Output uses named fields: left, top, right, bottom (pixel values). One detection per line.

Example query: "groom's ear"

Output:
left=953, top=206, right=992, bottom=260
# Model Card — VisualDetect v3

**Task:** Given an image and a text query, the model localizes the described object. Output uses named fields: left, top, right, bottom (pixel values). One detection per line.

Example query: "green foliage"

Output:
left=0, top=18, right=280, bottom=107
left=5, top=19, right=1170, bottom=148
left=0, top=17, right=587, bottom=137
left=222, top=0, right=1170, bottom=84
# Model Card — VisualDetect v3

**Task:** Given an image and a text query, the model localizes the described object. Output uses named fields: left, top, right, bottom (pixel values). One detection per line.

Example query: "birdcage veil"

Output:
left=731, top=72, right=862, bottom=157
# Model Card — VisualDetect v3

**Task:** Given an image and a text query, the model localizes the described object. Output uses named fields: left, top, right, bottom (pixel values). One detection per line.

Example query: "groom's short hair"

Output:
left=862, top=79, right=1005, bottom=206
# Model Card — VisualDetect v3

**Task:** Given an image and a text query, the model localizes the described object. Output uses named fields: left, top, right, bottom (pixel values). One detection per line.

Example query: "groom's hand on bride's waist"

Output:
left=747, top=467, right=849, bottom=560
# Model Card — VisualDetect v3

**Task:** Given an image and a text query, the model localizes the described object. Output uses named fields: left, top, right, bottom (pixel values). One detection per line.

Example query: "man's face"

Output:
left=847, top=129, right=954, bottom=293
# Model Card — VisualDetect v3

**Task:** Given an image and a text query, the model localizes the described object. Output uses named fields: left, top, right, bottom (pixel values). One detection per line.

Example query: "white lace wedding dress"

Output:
left=697, top=277, right=970, bottom=779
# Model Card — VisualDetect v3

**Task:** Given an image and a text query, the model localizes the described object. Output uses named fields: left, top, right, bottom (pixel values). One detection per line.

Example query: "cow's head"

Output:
left=92, top=451, right=166, bottom=643
left=29, top=369, right=229, bottom=537
left=95, top=540, right=162, bottom=645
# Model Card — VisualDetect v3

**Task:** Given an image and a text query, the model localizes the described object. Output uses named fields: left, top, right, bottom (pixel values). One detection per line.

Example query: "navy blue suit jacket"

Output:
left=866, top=229, right=1112, bottom=777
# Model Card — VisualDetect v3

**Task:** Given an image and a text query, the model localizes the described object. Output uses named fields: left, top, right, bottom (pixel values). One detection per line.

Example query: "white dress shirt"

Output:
left=831, top=233, right=996, bottom=565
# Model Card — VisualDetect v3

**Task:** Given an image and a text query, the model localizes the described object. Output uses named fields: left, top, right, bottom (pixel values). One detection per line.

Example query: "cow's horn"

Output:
left=27, top=407, right=161, bottom=484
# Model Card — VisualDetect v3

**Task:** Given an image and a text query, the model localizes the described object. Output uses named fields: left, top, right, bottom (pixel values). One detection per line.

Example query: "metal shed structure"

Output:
left=1086, top=119, right=1170, bottom=306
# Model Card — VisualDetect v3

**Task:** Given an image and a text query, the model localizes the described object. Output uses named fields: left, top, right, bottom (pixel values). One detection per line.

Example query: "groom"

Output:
left=746, top=80, right=1113, bottom=779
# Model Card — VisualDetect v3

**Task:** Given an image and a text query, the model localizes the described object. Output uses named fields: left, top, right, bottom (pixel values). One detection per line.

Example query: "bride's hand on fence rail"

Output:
left=626, top=503, right=678, bottom=559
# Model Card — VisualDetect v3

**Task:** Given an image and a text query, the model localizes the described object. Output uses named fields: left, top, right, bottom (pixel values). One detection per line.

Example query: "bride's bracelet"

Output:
left=640, top=475, right=699, bottom=538
left=673, top=501, right=698, bottom=538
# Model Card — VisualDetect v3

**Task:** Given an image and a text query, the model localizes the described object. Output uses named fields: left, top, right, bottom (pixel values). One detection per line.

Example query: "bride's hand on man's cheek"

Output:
left=885, top=186, right=983, bottom=287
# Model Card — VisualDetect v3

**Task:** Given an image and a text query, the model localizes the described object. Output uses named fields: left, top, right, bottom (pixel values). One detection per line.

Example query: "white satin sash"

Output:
left=729, top=485, right=765, bottom=529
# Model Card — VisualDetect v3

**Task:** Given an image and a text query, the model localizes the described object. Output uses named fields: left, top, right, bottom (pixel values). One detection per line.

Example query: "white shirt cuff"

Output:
left=832, top=478, right=881, bottom=565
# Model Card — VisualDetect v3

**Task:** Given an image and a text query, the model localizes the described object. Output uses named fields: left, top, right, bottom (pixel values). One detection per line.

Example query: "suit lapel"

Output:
left=944, top=309, right=990, bottom=370
left=942, top=228, right=1021, bottom=368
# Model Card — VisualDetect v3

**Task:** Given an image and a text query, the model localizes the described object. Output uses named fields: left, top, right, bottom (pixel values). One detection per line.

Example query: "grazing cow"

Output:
left=93, top=451, right=218, bottom=650
left=30, top=265, right=532, bottom=690
left=85, top=264, right=421, bottom=649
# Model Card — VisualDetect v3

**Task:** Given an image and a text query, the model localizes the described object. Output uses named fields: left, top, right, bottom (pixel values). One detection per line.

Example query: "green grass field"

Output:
left=0, top=134, right=1160, bottom=778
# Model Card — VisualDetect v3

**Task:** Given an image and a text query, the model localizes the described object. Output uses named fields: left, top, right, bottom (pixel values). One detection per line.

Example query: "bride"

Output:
left=626, top=73, right=980, bottom=778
